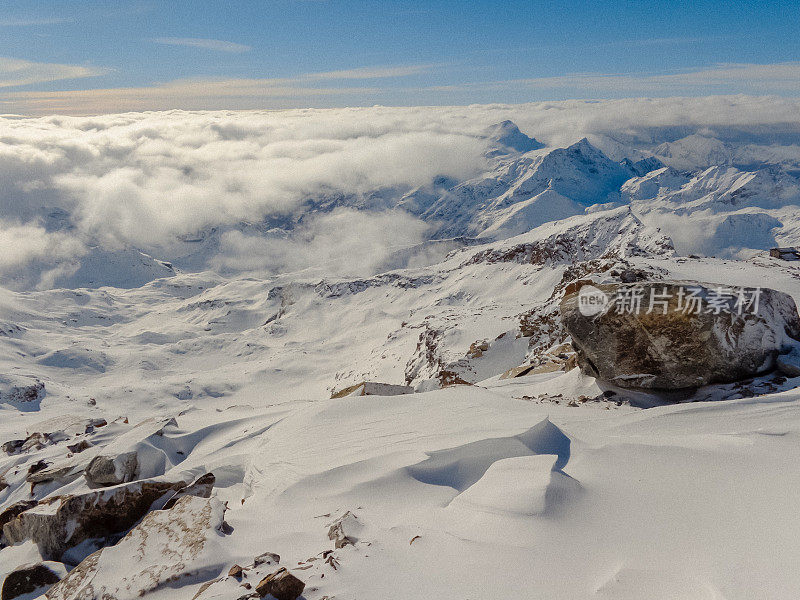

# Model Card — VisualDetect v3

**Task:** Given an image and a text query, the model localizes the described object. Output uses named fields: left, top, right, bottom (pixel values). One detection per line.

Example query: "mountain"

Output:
left=5, top=111, right=800, bottom=600
left=484, top=120, right=545, bottom=156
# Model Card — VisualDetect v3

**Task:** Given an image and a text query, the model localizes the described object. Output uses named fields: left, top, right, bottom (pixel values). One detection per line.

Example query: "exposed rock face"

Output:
left=561, top=281, right=800, bottom=389
left=1, top=563, right=64, bottom=600
left=45, top=496, right=229, bottom=600
left=84, top=452, right=139, bottom=487
left=0, top=501, right=38, bottom=544
left=2, top=474, right=214, bottom=560
left=331, top=381, right=414, bottom=399
left=255, top=568, right=305, bottom=600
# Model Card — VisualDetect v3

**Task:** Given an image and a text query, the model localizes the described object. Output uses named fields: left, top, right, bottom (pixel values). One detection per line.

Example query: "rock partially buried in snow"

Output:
left=0, top=376, right=44, bottom=405
left=327, top=511, right=363, bottom=548
left=255, top=568, right=305, bottom=600
left=84, top=452, right=138, bottom=487
left=1, top=562, right=65, bottom=600
left=330, top=381, right=414, bottom=399
left=776, top=346, right=800, bottom=377
left=45, top=496, right=229, bottom=600
left=561, top=281, right=800, bottom=390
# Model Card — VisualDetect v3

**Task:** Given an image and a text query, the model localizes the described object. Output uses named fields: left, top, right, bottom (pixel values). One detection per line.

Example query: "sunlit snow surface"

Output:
left=3, top=99, right=800, bottom=599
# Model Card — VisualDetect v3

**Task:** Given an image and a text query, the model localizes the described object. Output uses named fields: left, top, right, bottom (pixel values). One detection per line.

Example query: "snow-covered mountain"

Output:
left=4, top=103, right=800, bottom=600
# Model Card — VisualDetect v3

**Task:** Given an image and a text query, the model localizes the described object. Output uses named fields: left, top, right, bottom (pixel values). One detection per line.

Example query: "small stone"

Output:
left=1, top=440, right=23, bottom=455
left=67, top=440, right=92, bottom=454
left=27, top=460, right=48, bottom=476
left=253, top=551, right=280, bottom=566
left=228, top=564, right=244, bottom=578
left=327, top=511, right=361, bottom=548
left=255, top=568, right=305, bottom=600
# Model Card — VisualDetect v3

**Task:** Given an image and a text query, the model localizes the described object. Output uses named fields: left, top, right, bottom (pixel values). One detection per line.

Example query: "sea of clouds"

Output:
left=2, top=96, right=800, bottom=289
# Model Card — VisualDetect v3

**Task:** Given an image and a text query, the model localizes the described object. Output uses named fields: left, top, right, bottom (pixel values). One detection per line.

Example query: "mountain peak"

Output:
left=485, top=120, right=544, bottom=155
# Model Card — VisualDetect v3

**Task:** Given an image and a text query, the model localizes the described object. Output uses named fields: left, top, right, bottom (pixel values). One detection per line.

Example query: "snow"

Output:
left=2, top=103, right=800, bottom=598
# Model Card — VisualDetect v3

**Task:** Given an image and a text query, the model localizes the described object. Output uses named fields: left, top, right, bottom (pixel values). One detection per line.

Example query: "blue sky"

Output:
left=1, top=0, right=799, bottom=114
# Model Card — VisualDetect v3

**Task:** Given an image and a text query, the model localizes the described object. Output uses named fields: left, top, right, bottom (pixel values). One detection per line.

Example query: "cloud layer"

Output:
left=1, top=97, right=800, bottom=288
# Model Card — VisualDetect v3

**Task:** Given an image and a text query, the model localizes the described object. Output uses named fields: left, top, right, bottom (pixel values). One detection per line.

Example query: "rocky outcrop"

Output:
left=45, top=496, right=229, bottom=600
left=331, top=381, right=414, bottom=399
left=0, top=501, right=38, bottom=544
left=2, top=473, right=214, bottom=560
left=1, top=563, right=64, bottom=600
left=0, top=376, right=44, bottom=405
left=24, top=416, right=179, bottom=489
left=561, top=281, right=800, bottom=389
left=255, top=568, right=305, bottom=600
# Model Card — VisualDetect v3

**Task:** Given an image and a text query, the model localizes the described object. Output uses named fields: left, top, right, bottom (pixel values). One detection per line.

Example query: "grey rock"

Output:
left=253, top=551, right=280, bottom=567
left=84, top=452, right=139, bottom=487
left=561, top=281, right=800, bottom=390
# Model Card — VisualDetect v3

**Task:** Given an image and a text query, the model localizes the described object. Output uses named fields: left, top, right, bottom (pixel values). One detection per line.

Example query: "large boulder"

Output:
left=45, top=496, right=229, bottom=600
left=561, top=281, right=800, bottom=389
left=2, top=473, right=214, bottom=561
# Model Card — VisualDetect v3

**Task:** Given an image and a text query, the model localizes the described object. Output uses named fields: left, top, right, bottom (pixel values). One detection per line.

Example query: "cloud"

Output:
left=0, top=106, right=489, bottom=286
left=0, top=64, right=434, bottom=114
left=4, top=77, right=382, bottom=114
left=301, top=64, right=434, bottom=80
left=0, top=57, right=107, bottom=89
left=0, top=97, right=799, bottom=288
left=471, top=62, right=800, bottom=96
left=212, top=209, right=430, bottom=277
left=0, top=17, right=73, bottom=26
left=153, top=38, right=252, bottom=53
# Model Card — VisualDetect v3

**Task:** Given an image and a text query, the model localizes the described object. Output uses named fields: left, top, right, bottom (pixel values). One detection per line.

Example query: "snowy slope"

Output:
left=3, top=103, right=800, bottom=600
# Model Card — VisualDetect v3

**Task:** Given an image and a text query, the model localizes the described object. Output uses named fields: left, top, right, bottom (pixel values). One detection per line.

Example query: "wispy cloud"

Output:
left=302, top=64, right=435, bottom=80
left=153, top=37, right=251, bottom=53
left=0, top=57, right=107, bottom=89
left=0, top=17, right=73, bottom=26
left=3, top=77, right=382, bottom=114
left=492, top=62, right=800, bottom=95
left=0, top=63, right=435, bottom=114
left=422, top=62, right=800, bottom=98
